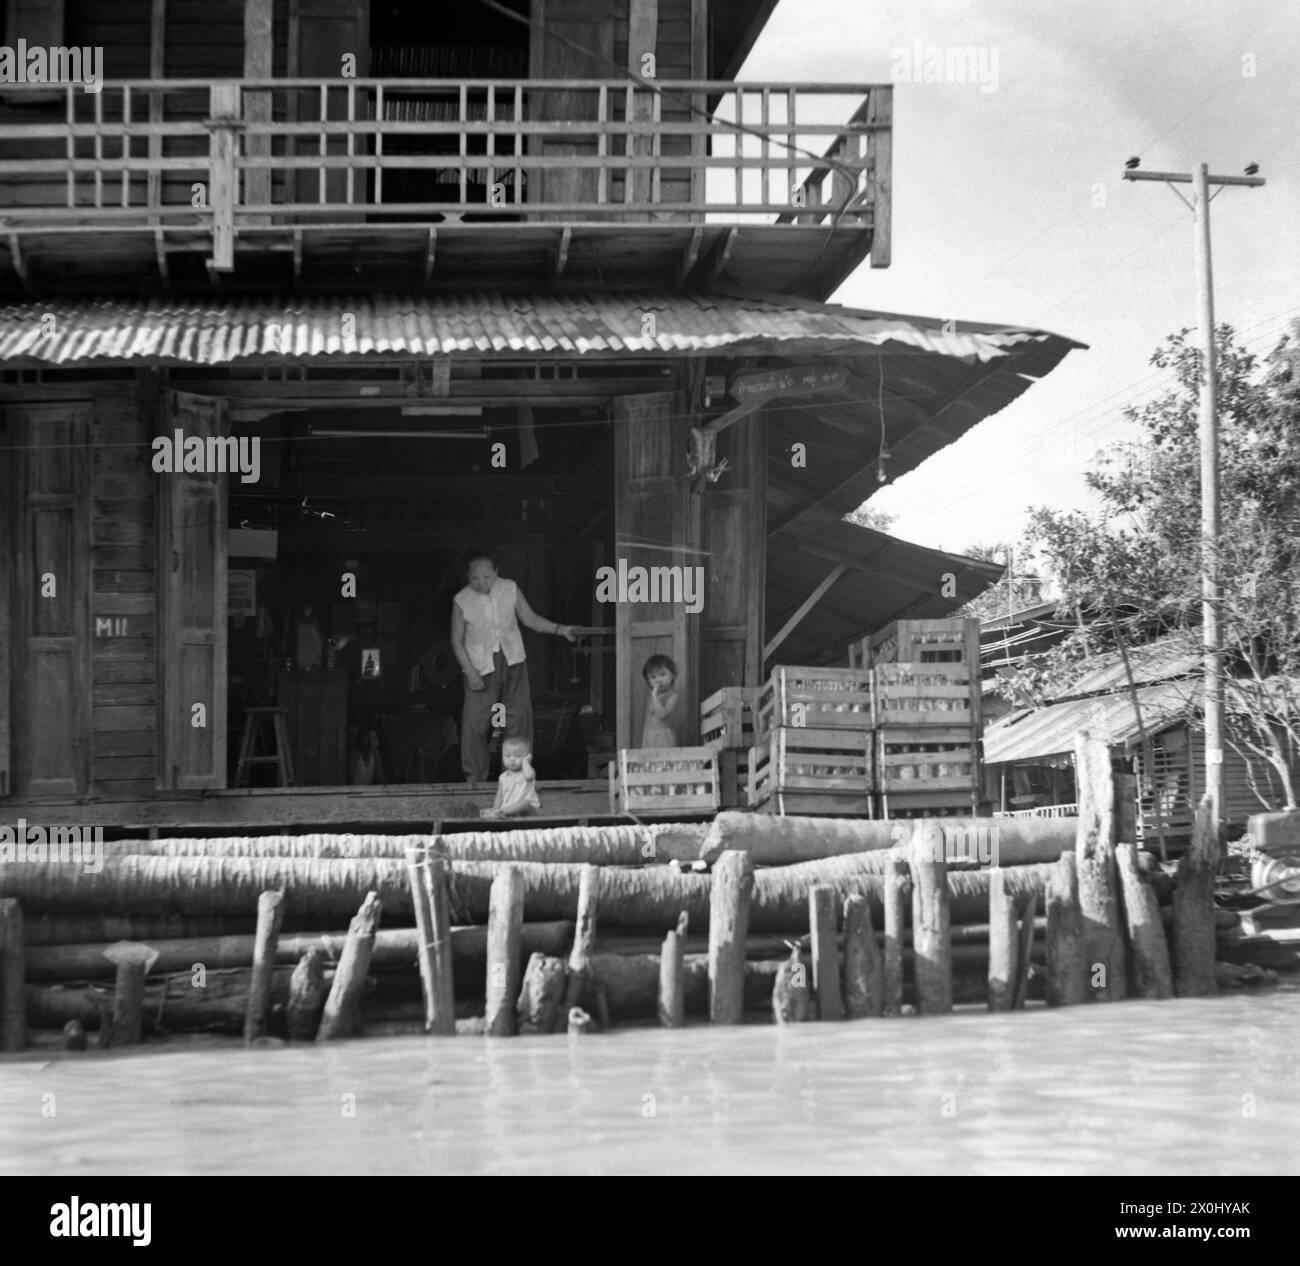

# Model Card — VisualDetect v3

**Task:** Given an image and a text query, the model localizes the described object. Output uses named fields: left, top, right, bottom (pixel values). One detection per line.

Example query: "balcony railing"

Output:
left=0, top=78, right=891, bottom=271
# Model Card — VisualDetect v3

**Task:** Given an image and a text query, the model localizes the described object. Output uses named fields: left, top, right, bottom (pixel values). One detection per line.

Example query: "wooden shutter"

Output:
left=158, top=390, right=228, bottom=789
left=9, top=404, right=91, bottom=795
left=5, top=0, right=64, bottom=45
left=613, top=391, right=696, bottom=749
left=0, top=411, right=11, bottom=796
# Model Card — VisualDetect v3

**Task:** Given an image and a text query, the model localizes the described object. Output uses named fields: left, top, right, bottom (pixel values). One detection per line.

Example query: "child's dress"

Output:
left=496, top=768, right=541, bottom=815
left=641, top=693, right=678, bottom=747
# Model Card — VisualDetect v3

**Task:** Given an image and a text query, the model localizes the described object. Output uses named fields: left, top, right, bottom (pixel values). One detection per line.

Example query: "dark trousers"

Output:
left=461, top=650, right=533, bottom=783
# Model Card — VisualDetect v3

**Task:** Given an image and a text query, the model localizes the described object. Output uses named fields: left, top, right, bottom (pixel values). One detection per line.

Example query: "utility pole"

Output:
left=1123, top=160, right=1265, bottom=833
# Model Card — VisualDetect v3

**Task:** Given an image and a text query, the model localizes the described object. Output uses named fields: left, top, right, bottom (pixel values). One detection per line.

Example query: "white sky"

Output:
left=742, top=0, right=1300, bottom=558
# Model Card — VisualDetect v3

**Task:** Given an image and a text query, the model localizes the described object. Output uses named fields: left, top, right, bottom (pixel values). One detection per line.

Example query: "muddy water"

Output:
left=2, top=991, right=1297, bottom=1175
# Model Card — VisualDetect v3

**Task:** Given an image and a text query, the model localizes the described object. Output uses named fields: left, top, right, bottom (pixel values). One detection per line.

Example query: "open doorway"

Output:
left=226, top=401, right=613, bottom=789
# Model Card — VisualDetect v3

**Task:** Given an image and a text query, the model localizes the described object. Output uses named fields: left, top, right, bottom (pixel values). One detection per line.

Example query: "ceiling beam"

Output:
left=763, top=563, right=848, bottom=660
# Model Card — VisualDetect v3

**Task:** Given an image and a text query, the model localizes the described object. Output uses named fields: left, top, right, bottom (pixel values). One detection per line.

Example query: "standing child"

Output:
left=480, top=736, right=541, bottom=819
left=640, top=654, right=680, bottom=747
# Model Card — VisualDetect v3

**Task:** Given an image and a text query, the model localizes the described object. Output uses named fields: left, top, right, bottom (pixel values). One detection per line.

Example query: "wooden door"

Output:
left=7, top=404, right=91, bottom=795
left=287, top=0, right=371, bottom=207
left=613, top=392, right=696, bottom=749
left=529, top=0, right=614, bottom=212
left=0, top=410, right=8, bottom=795
left=158, top=390, right=228, bottom=789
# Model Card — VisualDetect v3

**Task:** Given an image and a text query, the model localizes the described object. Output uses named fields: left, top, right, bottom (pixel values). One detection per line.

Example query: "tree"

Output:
left=956, top=542, right=1047, bottom=621
left=1015, top=320, right=1300, bottom=809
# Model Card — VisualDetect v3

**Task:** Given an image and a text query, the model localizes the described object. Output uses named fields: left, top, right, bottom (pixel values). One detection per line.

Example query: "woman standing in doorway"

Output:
left=450, top=545, right=578, bottom=786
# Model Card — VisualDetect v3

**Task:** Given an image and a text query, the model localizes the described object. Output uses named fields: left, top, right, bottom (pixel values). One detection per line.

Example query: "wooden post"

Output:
left=317, top=891, right=381, bottom=1041
left=1173, top=795, right=1219, bottom=996
left=1116, top=843, right=1174, bottom=998
left=1045, top=850, right=1087, bottom=1006
left=708, top=850, right=755, bottom=1024
left=808, top=884, right=843, bottom=1020
left=406, top=851, right=439, bottom=1032
left=559, top=864, right=602, bottom=1027
left=104, top=943, right=155, bottom=1047
left=658, top=911, right=688, bottom=1027
left=426, top=855, right=456, bottom=1035
left=60, top=1019, right=87, bottom=1051
left=842, top=893, right=882, bottom=1018
left=0, top=898, right=26, bottom=1051
left=882, top=852, right=910, bottom=1015
left=243, top=889, right=285, bottom=1045
left=909, top=825, right=952, bottom=1015
left=1011, top=891, right=1038, bottom=1009
left=286, top=946, right=327, bottom=1041
left=772, top=941, right=814, bottom=1023
left=987, top=869, right=1018, bottom=1012
left=486, top=866, right=525, bottom=1036
left=1075, top=733, right=1128, bottom=1001
left=568, top=1006, right=594, bottom=1035
left=517, top=953, right=567, bottom=1035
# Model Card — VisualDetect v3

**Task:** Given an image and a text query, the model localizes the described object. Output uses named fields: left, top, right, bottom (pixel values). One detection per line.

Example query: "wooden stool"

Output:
left=235, top=707, right=296, bottom=787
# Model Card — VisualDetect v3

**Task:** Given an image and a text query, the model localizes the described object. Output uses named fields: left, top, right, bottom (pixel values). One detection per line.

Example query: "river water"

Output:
left=2, top=991, right=1297, bottom=1175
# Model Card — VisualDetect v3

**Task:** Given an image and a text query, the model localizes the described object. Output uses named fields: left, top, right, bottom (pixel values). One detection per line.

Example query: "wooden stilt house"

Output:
left=0, top=0, right=1081, bottom=832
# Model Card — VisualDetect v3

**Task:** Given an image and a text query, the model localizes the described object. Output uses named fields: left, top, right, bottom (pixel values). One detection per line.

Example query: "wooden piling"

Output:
left=559, top=863, right=602, bottom=1027
left=809, top=884, right=843, bottom=1020
left=1116, top=843, right=1173, bottom=999
left=0, top=898, right=26, bottom=1051
left=286, top=946, right=327, bottom=1041
left=987, top=869, right=1018, bottom=1012
left=317, top=891, right=382, bottom=1041
left=1011, top=892, right=1038, bottom=1010
left=104, top=943, right=154, bottom=1047
left=1173, top=796, right=1219, bottom=997
left=1075, top=733, right=1128, bottom=1001
left=882, top=852, right=910, bottom=1016
left=425, top=856, right=456, bottom=1035
left=567, top=1006, right=594, bottom=1035
left=486, top=866, right=525, bottom=1037
left=708, top=850, right=755, bottom=1024
left=516, top=953, right=567, bottom=1035
left=658, top=911, right=688, bottom=1028
left=1045, top=850, right=1087, bottom=1006
left=406, top=851, right=439, bottom=1032
left=243, top=889, right=285, bottom=1046
left=59, top=1019, right=87, bottom=1051
left=842, top=893, right=882, bottom=1018
left=772, top=941, right=814, bottom=1023
left=909, top=826, right=952, bottom=1015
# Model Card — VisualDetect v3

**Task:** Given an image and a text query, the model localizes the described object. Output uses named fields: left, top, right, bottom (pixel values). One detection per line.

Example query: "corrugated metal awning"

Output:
left=0, top=292, right=1080, bottom=367
left=983, top=680, right=1198, bottom=764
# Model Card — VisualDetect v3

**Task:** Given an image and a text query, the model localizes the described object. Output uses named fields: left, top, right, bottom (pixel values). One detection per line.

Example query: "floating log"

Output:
left=1045, top=851, right=1087, bottom=1006
left=658, top=912, right=688, bottom=1028
left=882, top=853, right=910, bottom=1016
left=0, top=898, right=25, bottom=1051
left=1172, top=796, right=1219, bottom=997
left=286, top=947, right=327, bottom=1041
left=1011, top=892, right=1038, bottom=1010
left=424, top=856, right=456, bottom=1035
left=104, top=943, right=156, bottom=1048
left=317, top=892, right=382, bottom=1042
left=809, top=885, right=842, bottom=1020
left=1075, top=734, right=1128, bottom=1001
left=842, top=894, right=882, bottom=1018
left=560, top=864, right=602, bottom=1027
left=708, top=851, right=754, bottom=1024
left=1116, top=844, right=1174, bottom=999
left=517, top=953, right=567, bottom=1035
left=700, top=812, right=1072, bottom=867
left=987, top=870, right=1018, bottom=1012
left=486, top=867, right=525, bottom=1037
left=772, top=942, right=814, bottom=1024
left=0, top=855, right=1056, bottom=931
left=911, top=840, right=952, bottom=1015
left=244, top=890, right=285, bottom=1046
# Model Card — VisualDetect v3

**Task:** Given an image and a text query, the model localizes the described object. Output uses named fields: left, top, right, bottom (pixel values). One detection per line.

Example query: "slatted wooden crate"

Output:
left=754, top=666, right=874, bottom=738
left=609, top=746, right=720, bottom=815
left=873, top=662, right=977, bottom=728
left=747, top=727, right=874, bottom=816
left=868, top=617, right=981, bottom=668
left=700, top=686, right=761, bottom=750
left=876, top=727, right=979, bottom=794
left=876, top=789, right=984, bottom=819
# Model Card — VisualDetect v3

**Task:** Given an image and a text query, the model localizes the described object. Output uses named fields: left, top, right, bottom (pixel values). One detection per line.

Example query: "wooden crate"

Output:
left=755, top=666, right=874, bottom=737
left=869, top=618, right=980, bottom=668
left=876, top=727, right=979, bottom=794
left=700, top=686, right=761, bottom=750
left=609, top=746, right=720, bottom=815
left=876, top=788, right=983, bottom=819
left=748, top=727, right=874, bottom=816
left=874, top=662, right=977, bottom=728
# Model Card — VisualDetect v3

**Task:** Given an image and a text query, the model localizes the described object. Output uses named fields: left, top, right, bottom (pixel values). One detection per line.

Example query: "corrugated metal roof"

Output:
left=983, top=680, right=1198, bottom=764
left=0, top=292, right=1077, bottom=367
